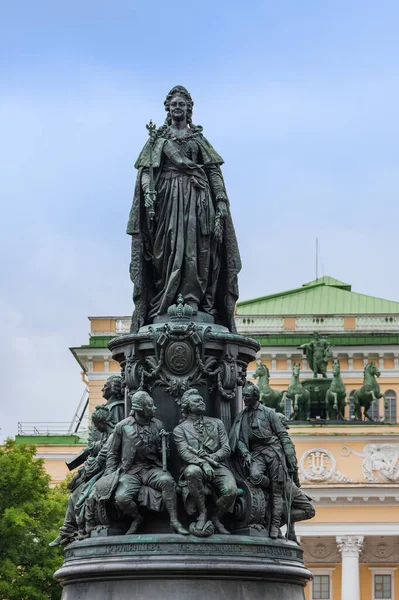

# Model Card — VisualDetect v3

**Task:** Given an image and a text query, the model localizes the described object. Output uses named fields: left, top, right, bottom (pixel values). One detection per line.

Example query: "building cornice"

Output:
left=296, top=522, right=399, bottom=536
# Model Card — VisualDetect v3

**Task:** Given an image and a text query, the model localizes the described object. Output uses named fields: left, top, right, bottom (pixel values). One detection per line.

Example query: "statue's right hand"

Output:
left=242, top=453, right=252, bottom=468
left=144, top=191, right=156, bottom=208
left=202, top=462, right=214, bottom=481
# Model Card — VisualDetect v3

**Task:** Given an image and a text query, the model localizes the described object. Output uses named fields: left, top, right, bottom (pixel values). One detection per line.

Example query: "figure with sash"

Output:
left=127, top=85, right=241, bottom=333
left=229, top=382, right=299, bottom=539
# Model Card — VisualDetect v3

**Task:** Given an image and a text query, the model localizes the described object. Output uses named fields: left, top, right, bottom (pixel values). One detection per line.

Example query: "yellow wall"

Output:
left=88, top=380, right=107, bottom=415
left=38, top=444, right=85, bottom=486
left=90, top=318, right=116, bottom=333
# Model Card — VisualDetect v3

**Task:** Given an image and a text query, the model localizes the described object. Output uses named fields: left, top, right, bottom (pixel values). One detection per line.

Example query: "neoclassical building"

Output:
left=17, top=276, right=399, bottom=600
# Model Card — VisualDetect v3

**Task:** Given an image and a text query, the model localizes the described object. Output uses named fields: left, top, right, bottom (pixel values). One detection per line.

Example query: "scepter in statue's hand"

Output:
left=145, top=120, right=157, bottom=221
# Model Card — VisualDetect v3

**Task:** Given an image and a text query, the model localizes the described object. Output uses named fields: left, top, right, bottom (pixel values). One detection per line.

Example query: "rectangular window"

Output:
left=374, top=574, right=392, bottom=599
left=312, top=574, right=330, bottom=599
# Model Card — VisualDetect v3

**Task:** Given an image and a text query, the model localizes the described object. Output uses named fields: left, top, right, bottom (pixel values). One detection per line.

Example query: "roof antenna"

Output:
left=316, top=237, right=319, bottom=282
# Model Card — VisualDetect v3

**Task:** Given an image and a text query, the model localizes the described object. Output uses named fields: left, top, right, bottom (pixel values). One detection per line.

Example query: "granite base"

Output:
left=55, top=534, right=312, bottom=600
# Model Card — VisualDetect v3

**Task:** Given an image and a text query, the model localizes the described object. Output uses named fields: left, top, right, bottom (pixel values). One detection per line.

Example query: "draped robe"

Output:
left=127, top=126, right=241, bottom=333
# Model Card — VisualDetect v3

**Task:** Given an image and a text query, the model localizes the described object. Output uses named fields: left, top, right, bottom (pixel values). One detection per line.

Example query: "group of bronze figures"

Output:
left=52, top=85, right=318, bottom=549
left=51, top=377, right=314, bottom=546
left=254, top=332, right=387, bottom=421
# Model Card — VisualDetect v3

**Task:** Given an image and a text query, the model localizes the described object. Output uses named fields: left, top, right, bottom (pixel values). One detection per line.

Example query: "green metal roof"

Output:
left=237, top=276, right=399, bottom=316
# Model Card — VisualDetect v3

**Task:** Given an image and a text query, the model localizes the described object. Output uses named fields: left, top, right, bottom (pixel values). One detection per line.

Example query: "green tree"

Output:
left=0, top=439, right=68, bottom=600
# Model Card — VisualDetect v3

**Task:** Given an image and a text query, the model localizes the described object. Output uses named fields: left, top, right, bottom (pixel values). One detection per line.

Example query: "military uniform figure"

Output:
left=49, top=406, right=114, bottom=546
left=106, top=391, right=188, bottom=535
left=230, top=382, right=298, bottom=539
left=173, top=388, right=237, bottom=534
left=101, top=375, right=125, bottom=426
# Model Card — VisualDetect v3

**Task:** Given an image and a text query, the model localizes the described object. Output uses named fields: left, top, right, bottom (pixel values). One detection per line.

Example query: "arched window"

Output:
left=369, top=395, right=380, bottom=421
left=349, top=391, right=356, bottom=420
left=284, top=396, right=292, bottom=419
left=384, top=390, right=397, bottom=423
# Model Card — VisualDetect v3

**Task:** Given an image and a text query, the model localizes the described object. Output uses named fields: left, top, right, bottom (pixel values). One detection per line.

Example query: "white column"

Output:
left=394, top=353, right=399, bottom=369
left=379, top=353, right=384, bottom=370
left=348, top=353, right=354, bottom=371
left=336, top=535, right=364, bottom=600
left=271, top=354, right=277, bottom=372
left=286, top=354, right=292, bottom=371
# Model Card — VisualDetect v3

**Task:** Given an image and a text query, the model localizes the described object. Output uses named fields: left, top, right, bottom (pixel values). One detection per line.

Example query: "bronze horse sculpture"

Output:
left=283, top=363, right=310, bottom=421
left=353, top=362, right=386, bottom=421
left=325, top=360, right=346, bottom=420
left=253, top=362, right=285, bottom=413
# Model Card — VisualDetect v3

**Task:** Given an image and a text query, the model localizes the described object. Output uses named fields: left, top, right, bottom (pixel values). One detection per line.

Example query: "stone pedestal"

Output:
left=55, top=534, right=312, bottom=600
left=108, top=319, right=259, bottom=479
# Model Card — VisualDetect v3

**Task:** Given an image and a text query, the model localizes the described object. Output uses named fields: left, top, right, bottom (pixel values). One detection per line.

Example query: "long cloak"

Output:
left=127, top=130, right=241, bottom=333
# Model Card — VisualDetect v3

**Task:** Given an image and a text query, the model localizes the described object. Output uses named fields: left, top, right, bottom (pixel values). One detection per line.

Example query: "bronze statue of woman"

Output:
left=127, top=85, right=241, bottom=333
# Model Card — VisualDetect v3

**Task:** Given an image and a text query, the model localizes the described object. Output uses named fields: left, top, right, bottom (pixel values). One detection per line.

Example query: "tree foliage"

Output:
left=0, top=439, right=69, bottom=600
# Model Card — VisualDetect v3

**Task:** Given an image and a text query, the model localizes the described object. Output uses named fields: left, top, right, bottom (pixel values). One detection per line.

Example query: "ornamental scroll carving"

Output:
left=341, top=444, right=399, bottom=483
left=123, top=320, right=241, bottom=404
left=299, top=448, right=352, bottom=483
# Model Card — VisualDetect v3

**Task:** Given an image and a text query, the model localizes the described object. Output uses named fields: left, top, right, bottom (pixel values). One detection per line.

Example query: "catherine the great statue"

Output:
left=127, top=86, right=241, bottom=333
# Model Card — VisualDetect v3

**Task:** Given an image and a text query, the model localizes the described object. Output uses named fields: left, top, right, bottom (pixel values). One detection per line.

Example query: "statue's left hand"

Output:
left=197, top=449, right=208, bottom=458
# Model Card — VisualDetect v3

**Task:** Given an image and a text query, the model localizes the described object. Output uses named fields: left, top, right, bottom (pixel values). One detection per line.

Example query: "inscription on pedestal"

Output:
left=64, top=538, right=302, bottom=562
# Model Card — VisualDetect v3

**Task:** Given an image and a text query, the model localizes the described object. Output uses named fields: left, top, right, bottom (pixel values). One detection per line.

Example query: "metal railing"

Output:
left=356, top=316, right=399, bottom=331
left=17, top=422, right=75, bottom=435
left=235, top=317, right=284, bottom=334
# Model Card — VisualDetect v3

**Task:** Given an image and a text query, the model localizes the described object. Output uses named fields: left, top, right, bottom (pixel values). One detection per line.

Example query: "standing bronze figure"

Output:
left=229, top=382, right=299, bottom=539
left=299, top=332, right=332, bottom=378
left=127, top=85, right=241, bottom=333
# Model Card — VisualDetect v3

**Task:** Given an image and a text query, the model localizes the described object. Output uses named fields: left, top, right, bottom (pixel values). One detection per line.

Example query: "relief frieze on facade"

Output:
left=299, top=448, right=352, bottom=483
left=341, top=444, right=399, bottom=483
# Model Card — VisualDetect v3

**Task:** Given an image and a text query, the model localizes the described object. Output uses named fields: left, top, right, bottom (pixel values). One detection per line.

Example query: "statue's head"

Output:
left=164, top=85, right=194, bottom=126
left=313, top=331, right=320, bottom=339
left=102, top=375, right=123, bottom=402
left=293, top=362, right=301, bottom=376
left=130, top=390, right=156, bottom=420
left=332, top=359, right=340, bottom=374
left=365, top=361, right=380, bottom=377
left=254, top=361, right=269, bottom=379
left=242, top=381, right=260, bottom=408
left=180, top=388, right=206, bottom=417
left=91, top=405, right=112, bottom=433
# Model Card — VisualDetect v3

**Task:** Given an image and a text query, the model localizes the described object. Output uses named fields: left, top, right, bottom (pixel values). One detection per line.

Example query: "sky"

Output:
left=1, top=1, right=399, bottom=441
